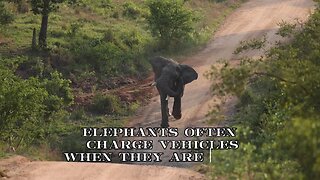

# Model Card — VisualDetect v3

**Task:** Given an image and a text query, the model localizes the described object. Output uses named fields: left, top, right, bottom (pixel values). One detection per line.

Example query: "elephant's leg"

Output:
left=172, top=97, right=182, bottom=119
left=160, top=94, right=169, bottom=128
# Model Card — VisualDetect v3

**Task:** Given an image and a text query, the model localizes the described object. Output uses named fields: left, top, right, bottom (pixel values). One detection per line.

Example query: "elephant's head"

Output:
left=150, top=56, right=198, bottom=97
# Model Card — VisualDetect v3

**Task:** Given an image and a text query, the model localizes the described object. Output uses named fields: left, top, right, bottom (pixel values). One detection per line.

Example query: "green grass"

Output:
left=0, top=142, right=12, bottom=159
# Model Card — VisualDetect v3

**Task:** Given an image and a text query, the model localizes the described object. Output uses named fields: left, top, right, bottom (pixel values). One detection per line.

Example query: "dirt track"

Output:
left=0, top=0, right=315, bottom=179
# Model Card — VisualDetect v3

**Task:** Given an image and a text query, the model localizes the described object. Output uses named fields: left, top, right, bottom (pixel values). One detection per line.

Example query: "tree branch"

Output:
left=253, top=72, right=309, bottom=94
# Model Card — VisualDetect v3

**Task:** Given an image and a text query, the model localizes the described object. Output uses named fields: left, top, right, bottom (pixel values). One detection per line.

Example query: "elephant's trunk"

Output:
left=156, top=78, right=180, bottom=97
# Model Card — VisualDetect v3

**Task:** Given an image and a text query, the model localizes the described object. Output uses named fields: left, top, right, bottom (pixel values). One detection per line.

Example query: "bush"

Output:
left=276, top=118, right=320, bottom=179
left=0, top=56, right=74, bottom=150
left=0, top=67, right=48, bottom=150
left=90, top=93, right=123, bottom=115
left=147, top=0, right=196, bottom=47
left=42, top=71, right=74, bottom=113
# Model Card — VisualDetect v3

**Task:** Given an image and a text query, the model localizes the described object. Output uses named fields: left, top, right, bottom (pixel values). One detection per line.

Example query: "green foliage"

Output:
left=276, top=20, right=297, bottom=37
left=276, top=117, right=320, bottom=178
left=42, top=71, right=74, bottom=113
left=147, top=0, right=197, bottom=47
left=122, top=2, right=144, bottom=19
left=0, top=67, right=48, bottom=149
left=208, top=4, right=320, bottom=179
left=35, top=107, right=124, bottom=155
left=0, top=1, right=14, bottom=25
left=67, top=21, right=83, bottom=37
left=0, top=57, right=74, bottom=150
left=31, top=0, right=65, bottom=15
left=58, top=126, right=87, bottom=152
left=90, top=93, right=123, bottom=115
left=68, top=25, right=151, bottom=77
left=208, top=59, right=254, bottom=96
left=234, top=36, right=267, bottom=54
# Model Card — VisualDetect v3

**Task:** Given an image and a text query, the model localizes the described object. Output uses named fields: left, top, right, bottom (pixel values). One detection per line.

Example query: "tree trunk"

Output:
left=32, top=28, right=37, bottom=50
left=39, top=14, right=48, bottom=48
left=38, top=0, right=50, bottom=49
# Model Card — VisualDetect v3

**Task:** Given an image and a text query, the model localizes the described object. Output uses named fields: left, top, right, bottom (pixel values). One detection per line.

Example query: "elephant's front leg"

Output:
left=160, top=94, right=169, bottom=128
left=172, top=97, right=182, bottom=119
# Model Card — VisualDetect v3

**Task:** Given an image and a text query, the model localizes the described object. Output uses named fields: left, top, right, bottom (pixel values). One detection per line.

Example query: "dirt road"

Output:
left=0, top=0, right=315, bottom=179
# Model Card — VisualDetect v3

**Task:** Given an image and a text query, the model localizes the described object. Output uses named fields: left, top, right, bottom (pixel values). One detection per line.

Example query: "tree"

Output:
left=31, top=0, right=75, bottom=48
left=147, top=0, right=195, bottom=47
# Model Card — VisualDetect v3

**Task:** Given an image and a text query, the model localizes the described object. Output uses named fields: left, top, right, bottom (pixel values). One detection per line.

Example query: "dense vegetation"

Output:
left=207, top=2, right=320, bottom=179
left=0, top=0, right=245, bottom=159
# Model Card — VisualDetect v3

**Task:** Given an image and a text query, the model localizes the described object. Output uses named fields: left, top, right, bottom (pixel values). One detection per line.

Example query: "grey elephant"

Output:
left=150, top=56, right=198, bottom=127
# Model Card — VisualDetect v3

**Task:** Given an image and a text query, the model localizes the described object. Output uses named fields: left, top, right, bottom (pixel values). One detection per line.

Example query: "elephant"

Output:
left=150, top=56, right=198, bottom=128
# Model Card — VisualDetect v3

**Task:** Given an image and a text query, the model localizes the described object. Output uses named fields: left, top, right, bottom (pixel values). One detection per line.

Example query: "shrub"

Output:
left=0, top=67, right=48, bottom=150
left=42, top=71, right=74, bottom=113
left=0, top=56, right=74, bottom=150
left=276, top=118, right=320, bottom=179
left=147, top=0, right=196, bottom=47
left=90, top=93, right=123, bottom=115
left=70, top=107, right=87, bottom=121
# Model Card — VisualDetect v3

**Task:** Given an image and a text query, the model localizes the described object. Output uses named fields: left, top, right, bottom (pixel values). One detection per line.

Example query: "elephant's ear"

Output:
left=180, top=64, right=198, bottom=84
